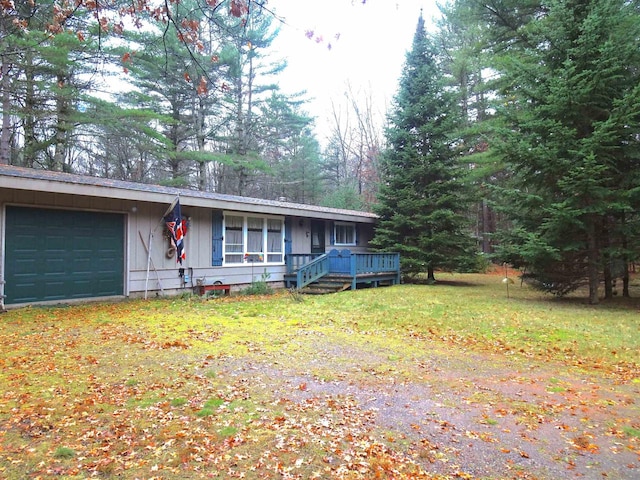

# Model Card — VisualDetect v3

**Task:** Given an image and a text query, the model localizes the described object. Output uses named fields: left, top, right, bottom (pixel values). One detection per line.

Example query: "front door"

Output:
left=310, top=220, right=325, bottom=254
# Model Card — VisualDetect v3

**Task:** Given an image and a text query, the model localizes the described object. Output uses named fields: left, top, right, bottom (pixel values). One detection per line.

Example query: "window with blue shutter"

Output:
left=215, top=213, right=285, bottom=265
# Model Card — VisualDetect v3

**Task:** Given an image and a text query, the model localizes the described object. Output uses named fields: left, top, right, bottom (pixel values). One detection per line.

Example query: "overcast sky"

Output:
left=266, top=0, right=441, bottom=144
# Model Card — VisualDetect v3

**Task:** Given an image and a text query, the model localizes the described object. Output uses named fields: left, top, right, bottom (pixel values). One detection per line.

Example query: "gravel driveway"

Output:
left=221, top=335, right=640, bottom=479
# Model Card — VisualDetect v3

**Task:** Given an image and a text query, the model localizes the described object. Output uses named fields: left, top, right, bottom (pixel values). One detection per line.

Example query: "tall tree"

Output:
left=371, top=13, right=475, bottom=283
left=0, top=2, right=20, bottom=164
left=75, top=99, right=173, bottom=182
left=436, top=0, right=501, bottom=254
left=256, top=92, right=323, bottom=203
left=213, top=6, right=283, bottom=195
left=487, top=0, right=640, bottom=303
left=117, top=0, right=223, bottom=185
left=2, top=0, right=114, bottom=171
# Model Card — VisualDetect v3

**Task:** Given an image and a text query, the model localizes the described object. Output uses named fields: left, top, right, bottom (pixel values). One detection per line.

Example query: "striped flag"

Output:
left=164, top=199, right=186, bottom=264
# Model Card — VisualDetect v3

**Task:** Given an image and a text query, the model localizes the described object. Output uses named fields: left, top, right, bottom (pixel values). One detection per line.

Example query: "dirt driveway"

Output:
left=220, top=336, right=639, bottom=479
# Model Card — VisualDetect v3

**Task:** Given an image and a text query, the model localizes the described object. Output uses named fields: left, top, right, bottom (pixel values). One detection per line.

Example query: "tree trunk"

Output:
left=195, top=95, right=206, bottom=191
left=427, top=265, right=436, bottom=284
left=603, top=260, right=612, bottom=299
left=234, top=66, right=247, bottom=195
left=586, top=218, right=600, bottom=305
left=0, top=57, right=10, bottom=164
left=622, top=263, right=630, bottom=298
left=52, top=73, right=69, bottom=172
left=23, top=51, right=36, bottom=167
left=169, top=101, right=181, bottom=181
left=475, top=67, right=488, bottom=121
left=482, top=199, right=492, bottom=254
left=602, top=219, right=612, bottom=299
left=621, top=214, right=630, bottom=298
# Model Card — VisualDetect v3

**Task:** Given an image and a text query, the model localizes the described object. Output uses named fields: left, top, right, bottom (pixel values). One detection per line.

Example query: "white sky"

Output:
left=266, top=0, right=440, bottom=144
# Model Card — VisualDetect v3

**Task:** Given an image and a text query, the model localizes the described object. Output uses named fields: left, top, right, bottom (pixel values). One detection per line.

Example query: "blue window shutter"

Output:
left=330, top=221, right=335, bottom=245
left=212, top=211, right=223, bottom=266
left=284, top=218, right=292, bottom=256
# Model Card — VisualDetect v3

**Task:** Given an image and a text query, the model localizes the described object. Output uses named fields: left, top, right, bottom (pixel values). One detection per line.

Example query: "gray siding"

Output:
left=1, top=182, right=376, bottom=303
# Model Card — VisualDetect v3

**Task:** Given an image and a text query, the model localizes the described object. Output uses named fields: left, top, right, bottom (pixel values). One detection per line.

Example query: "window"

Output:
left=246, top=216, right=263, bottom=262
left=334, top=222, right=356, bottom=246
left=224, top=215, right=244, bottom=264
left=266, top=219, right=283, bottom=263
left=223, top=214, right=284, bottom=265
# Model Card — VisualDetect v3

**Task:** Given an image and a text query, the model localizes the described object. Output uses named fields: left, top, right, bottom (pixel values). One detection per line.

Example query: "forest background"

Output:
left=1, top=0, right=398, bottom=209
left=1, top=0, right=639, bottom=303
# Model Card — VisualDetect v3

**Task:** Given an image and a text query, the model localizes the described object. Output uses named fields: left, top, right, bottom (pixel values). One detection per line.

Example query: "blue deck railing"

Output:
left=286, top=253, right=322, bottom=274
left=353, top=252, right=401, bottom=275
left=295, top=254, right=329, bottom=289
left=286, top=250, right=400, bottom=290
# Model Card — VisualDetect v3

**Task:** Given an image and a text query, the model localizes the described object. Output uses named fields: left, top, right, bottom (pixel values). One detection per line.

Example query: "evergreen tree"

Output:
left=80, top=100, right=174, bottom=182
left=116, top=17, right=216, bottom=187
left=371, top=13, right=475, bottom=283
left=1, top=0, right=110, bottom=171
left=213, top=6, right=283, bottom=196
left=436, top=0, right=502, bottom=255
left=257, top=92, right=323, bottom=203
left=487, top=0, right=640, bottom=303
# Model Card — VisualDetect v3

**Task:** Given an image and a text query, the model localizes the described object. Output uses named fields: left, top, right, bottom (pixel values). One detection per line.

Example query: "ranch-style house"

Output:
left=0, top=165, right=400, bottom=307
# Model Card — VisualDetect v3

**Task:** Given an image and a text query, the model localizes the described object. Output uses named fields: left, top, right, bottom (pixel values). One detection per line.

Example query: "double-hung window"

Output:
left=334, top=222, right=356, bottom=246
left=223, top=214, right=284, bottom=265
left=266, top=219, right=284, bottom=262
left=224, top=215, right=244, bottom=264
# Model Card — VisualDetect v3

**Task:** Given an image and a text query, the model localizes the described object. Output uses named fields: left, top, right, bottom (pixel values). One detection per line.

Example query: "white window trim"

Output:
left=334, top=222, right=357, bottom=246
left=223, top=213, right=285, bottom=265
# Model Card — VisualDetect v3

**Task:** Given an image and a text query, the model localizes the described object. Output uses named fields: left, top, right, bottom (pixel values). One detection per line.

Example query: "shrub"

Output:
left=242, top=269, right=273, bottom=296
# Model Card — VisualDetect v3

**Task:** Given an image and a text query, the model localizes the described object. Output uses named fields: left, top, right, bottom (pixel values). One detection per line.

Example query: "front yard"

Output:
left=1, top=274, right=638, bottom=479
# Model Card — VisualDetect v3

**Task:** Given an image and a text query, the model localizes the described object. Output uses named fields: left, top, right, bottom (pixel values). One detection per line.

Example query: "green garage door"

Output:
left=4, top=206, right=124, bottom=304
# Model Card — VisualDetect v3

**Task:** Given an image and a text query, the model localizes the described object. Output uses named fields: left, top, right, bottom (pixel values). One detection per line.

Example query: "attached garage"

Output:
left=4, top=206, right=125, bottom=304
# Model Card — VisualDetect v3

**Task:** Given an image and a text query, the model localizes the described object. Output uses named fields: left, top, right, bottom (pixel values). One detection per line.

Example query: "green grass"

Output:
left=170, top=397, right=187, bottom=407
left=0, top=273, right=638, bottom=479
left=623, top=426, right=640, bottom=439
left=52, top=447, right=75, bottom=459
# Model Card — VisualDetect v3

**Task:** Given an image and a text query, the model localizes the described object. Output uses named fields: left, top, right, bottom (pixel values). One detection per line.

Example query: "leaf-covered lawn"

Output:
left=1, top=274, right=638, bottom=479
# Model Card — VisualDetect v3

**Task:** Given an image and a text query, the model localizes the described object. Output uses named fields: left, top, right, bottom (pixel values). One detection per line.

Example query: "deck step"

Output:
left=300, top=281, right=351, bottom=295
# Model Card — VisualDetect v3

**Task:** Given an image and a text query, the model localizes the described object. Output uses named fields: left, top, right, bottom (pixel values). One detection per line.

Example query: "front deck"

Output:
left=284, top=249, right=401, bottom=292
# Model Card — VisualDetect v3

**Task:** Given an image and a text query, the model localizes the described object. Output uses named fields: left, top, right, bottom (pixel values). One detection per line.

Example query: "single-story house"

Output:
left=0, top=165, right=400, bottom=307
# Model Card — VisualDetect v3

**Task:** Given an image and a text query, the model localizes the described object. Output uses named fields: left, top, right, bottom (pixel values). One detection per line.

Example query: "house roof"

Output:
left=0, top=165, right=378, bottom=223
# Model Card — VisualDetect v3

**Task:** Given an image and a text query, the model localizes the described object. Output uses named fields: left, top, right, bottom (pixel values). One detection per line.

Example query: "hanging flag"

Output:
left=164, top=198, right=186, bottom=264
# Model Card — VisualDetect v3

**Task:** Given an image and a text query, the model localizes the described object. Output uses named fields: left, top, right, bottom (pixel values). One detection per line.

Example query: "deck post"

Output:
left=350, top=254, right=357, bottom=290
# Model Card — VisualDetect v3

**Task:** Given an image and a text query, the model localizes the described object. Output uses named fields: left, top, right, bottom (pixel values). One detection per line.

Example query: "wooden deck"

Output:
left=284, top=249, right=401, bottom=292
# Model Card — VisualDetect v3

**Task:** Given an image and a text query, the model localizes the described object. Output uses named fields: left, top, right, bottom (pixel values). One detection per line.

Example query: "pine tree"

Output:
left=257, top=92, right=323, bottom=203
left=116, top=17, right=215, bottom=187
left=1, top=0, right=110, bottom=170
left=213, top=6, right=284, bottom=196
left=371, top=13, right=475, bottom=283
left=436, top=0, right=502, bottom=255
left=487, top=0, right=640, bottom=303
